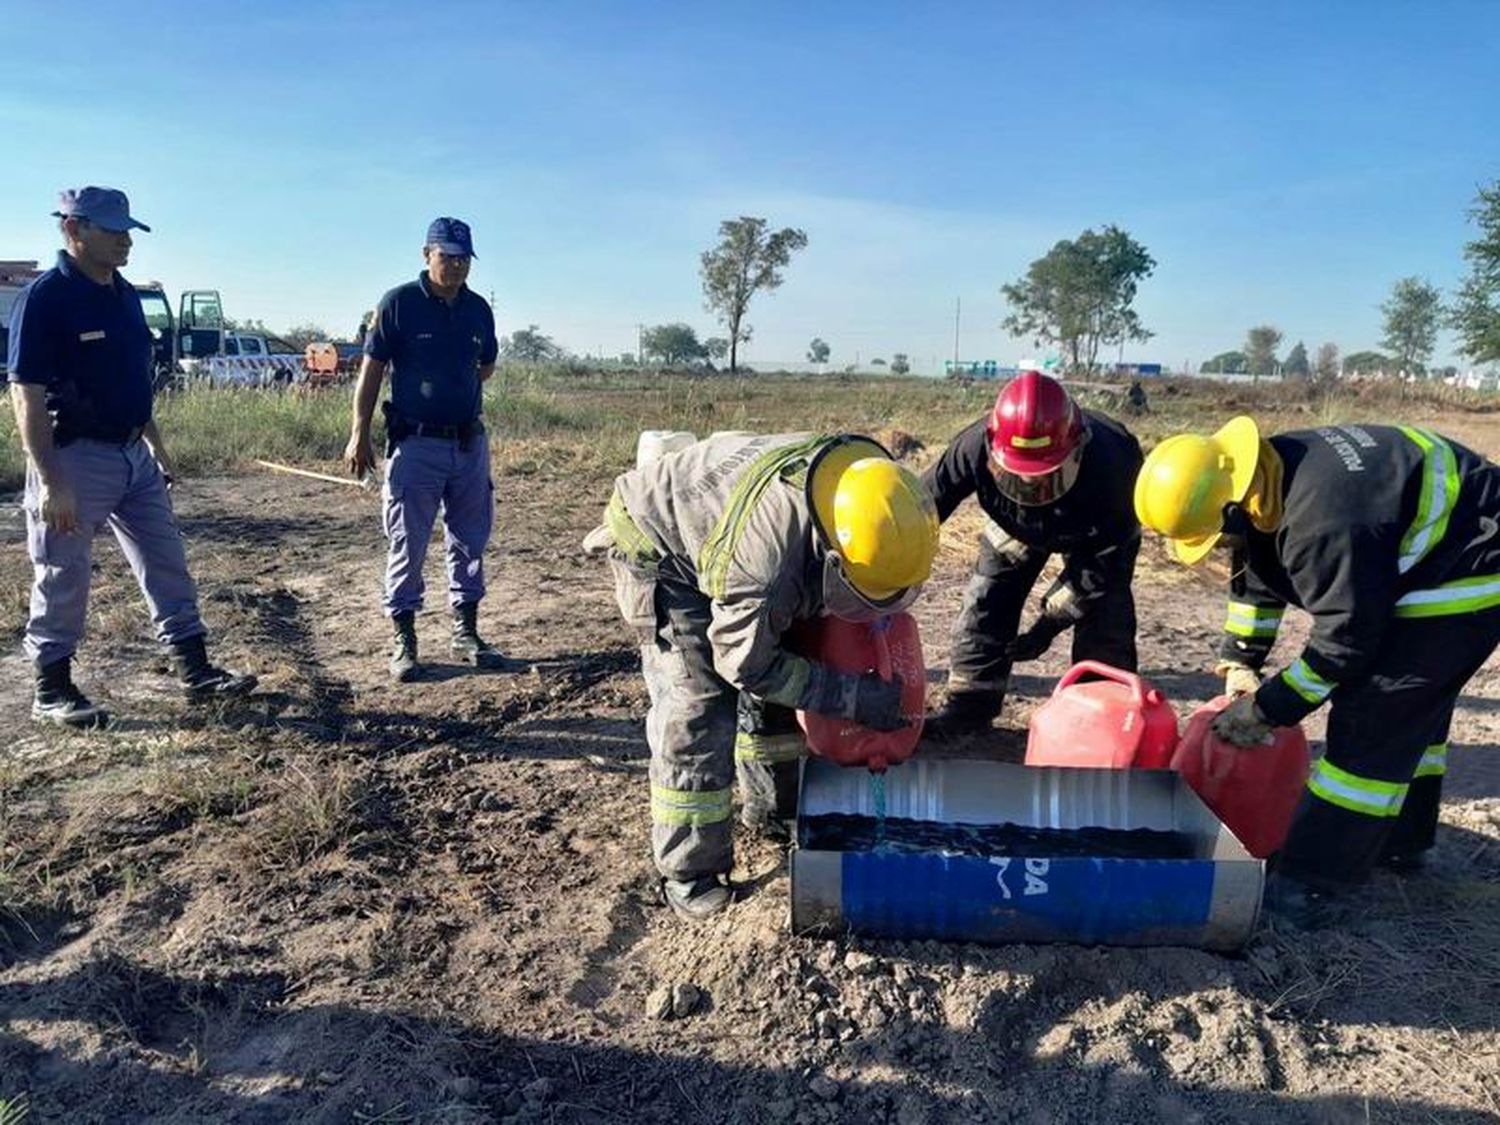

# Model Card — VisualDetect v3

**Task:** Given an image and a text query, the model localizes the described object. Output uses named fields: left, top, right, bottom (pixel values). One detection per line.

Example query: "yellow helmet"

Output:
left=1133, top=416, right=1261, bottom=564
left=808, top=437, right=940, bottom=602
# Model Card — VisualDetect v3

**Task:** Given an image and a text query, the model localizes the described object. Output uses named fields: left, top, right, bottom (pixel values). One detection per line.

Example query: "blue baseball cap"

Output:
left=426, top=216, right=475, bottom=258
left=52, top=186, right=150, bottom=232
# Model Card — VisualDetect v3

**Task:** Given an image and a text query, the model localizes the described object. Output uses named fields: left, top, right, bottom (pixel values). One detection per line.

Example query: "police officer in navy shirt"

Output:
left=345, top=217, right=515, bottom=680
left=6, top=187, right=256, bottom=728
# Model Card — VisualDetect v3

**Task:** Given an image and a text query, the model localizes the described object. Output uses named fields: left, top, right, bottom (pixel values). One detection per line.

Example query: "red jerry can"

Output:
left=795, top=613, right=926, bottom=772
left=1025, top=661, right=1180, bottom=769
left=1171, top=697, right=1310, bottom=859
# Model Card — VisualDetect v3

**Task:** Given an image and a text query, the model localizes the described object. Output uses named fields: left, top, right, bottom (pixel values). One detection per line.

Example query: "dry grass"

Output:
left=239, top=757, right=363, bottom=873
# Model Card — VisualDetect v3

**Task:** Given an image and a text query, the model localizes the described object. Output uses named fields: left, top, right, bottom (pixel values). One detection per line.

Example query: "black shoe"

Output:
left=33, top=657, right=111, bottom=730
left=170, top=636, right=258, bottom=703
left=390, top=611, right=421, bottom=682
left=1377, top=849, right=1428, bottom=875
left=662, top=877, right=733, bottom=921
left=450, top=603, right=524, bottom=671
left=924, top=689, right=1002, bottom=741
left=1262, top=876, right=1341, bottom=930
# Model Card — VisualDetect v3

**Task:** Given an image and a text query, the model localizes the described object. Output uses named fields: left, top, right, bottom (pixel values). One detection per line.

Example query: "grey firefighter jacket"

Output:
left=608, top=432, right=843, bottom=708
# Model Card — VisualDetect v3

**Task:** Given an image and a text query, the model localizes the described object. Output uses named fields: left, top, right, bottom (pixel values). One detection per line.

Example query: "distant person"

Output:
left=6, top=187, right=257, bottom=728
left=1125, top=379, right=1149, bottom=414
left=923, top=370, right=1142, bottom=737
left=344, top=218, right=514, bottom=680
left=1136, top=419, right=1500, bottom=922
left=589, top=433, right=939, bottom=919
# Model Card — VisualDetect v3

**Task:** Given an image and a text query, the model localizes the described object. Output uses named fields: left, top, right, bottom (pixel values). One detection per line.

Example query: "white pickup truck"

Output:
left=179, top=330, right=304, bottom=386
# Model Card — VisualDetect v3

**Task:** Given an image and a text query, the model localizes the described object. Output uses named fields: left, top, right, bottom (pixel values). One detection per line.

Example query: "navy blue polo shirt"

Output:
left=6, top=251, right=154, bottom=432
left=364, top=273, right=498, bottom=427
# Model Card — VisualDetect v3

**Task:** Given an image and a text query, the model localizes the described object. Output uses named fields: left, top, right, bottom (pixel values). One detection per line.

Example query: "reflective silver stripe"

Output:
left=1397, top=427, right=1460, bottom=575
left=1280, top=657, right=1335, bottom=705
left=1413, top=743, right=1449, bottom=779
left=1395, top=574, right=1500, bottom=617
left=1225, top=601, right=1283, bottom=638
left=1307, top=759, right=1407, bottom=818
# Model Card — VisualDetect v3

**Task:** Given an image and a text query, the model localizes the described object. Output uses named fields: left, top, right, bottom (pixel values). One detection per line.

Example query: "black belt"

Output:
left=59, top=424, right=145, bottom=447
left=408, top=420, right=475, bottom=440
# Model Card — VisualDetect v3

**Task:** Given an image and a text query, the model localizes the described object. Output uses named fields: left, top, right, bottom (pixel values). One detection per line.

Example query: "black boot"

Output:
left=924, top=688, right=1002, bottom=741
left=171, top=635, right=258, bottom=703
left=450, top=603, right=519, bottom=670
left=662, top=876, right=733, bottom=921
left=32, top=656, right=111, bottom=730
left=390, top=611, right=421, bottom=682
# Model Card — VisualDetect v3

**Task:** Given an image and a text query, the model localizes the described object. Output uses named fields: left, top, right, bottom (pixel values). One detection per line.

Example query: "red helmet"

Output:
left=986, top=370, right=1087, bottom=505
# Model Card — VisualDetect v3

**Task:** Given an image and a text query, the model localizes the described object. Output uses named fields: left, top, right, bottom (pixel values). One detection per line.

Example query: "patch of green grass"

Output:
left=0, top=1093, right=31, bottom=1125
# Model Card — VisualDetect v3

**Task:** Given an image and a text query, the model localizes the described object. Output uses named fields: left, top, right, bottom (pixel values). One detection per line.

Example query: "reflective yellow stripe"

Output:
left=1413, top=743, right=1449, bottom=779
left=1225, top=601, right=1284, bottom=638
left=605, top=490, right=660, bottom=564
left=699, top=436, right=829, bottom=599
left=1395, top=573, right=1500, bottom=618
left=650, top=784, right=733, bottom=828
left=734, top=730, right=806, bottom=763
left=1397, top=427, right=1461, bottom=575
left=1011, top=434, right=1052, bottom=449
left=1279, top=657, right=1336, bottom=705
left=1307, top=759, right=1408, bottom=818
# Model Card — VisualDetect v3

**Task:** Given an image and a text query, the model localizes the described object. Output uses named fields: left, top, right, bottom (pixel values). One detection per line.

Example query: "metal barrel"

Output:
left=791, top=759, right=1263, bottom=952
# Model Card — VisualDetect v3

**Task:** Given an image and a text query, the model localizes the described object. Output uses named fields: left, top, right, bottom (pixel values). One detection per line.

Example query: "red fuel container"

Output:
left=1171, top=697, right=1310, bottom=859
left=795, top=613, right=925, bottom=772
left=1025, top=661, right=1180, bottom=770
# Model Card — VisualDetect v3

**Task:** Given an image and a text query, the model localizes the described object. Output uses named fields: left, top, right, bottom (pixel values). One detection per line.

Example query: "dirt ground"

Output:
left=3, top=418, right=1500, bottom=1124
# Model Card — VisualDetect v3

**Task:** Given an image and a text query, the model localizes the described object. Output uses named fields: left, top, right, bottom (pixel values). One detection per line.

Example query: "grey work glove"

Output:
left=1005, top=616, right=1070, bottom=663
left=802, top=663, right=908, bottom=732
left=1211, top=694, right=1274, bottom=747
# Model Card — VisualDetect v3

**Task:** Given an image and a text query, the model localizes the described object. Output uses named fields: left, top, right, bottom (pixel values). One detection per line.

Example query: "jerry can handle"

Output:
left=1053, top=660, right=1144, bottom=704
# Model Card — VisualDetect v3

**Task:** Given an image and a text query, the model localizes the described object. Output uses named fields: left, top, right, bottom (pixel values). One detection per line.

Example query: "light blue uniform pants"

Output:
left=23, top=438, right=205, bottom=667
left=381, top=432, right=494, bottom=616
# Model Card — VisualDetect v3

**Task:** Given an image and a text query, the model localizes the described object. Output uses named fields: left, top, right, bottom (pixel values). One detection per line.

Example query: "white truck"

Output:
left=140, top=287, right=303, bottom=387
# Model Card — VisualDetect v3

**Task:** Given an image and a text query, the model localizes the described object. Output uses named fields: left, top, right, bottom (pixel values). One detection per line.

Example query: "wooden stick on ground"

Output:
left=253, top=459, right=376, bottom=489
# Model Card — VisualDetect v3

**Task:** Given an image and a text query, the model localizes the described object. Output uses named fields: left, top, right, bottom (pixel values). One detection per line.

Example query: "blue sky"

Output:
left=3, top=1, right=1496, bottom=371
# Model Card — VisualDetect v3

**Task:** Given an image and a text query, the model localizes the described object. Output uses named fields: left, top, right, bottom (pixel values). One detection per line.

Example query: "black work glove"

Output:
left=1005, top=616, right=1070, bottom=662
left=801, top=664, right=908, bottom=732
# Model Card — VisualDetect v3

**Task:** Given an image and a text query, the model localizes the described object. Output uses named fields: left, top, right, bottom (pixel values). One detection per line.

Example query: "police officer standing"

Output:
left=7, top=187, right=257, bottom=728
left=344, top=218, right=512, bottom=680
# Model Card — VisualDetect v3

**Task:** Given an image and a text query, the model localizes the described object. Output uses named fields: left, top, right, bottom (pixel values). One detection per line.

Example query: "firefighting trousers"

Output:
left=947, top=523, right=1138, bottom=702
left=608, top=555, right=802, bottom=882
left=1278, top=607, right=1500, bottom=889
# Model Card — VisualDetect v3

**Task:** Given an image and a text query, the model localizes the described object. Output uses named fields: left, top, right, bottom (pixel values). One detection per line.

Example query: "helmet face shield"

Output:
left=989, top=436, right=1086, bottom=507
left=821, top=551, right=921, bottom=622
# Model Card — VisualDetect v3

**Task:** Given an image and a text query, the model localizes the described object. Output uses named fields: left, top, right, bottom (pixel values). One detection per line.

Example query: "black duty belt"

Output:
left=408, top=420, right=475, bottom=440
left=57, top=424, right=146, bottom=447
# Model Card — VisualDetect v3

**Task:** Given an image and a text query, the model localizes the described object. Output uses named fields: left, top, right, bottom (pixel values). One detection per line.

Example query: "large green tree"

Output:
left=1282, top=340, right=1310, bottom=379
left=641, top=323, right=707, bottom=365
left=501, top=325, right=563, bottom=362
left=1450, top=181, right=1500, bottom=365
left=1202, top=350, right=1248, bottom=374
left=700, top=217, right=808, bottom=373
left=1344, top=350, right=1392, bottom=376
left=807, top=337, right=831, bottom=364
left=1002, top=226, right=1155, bottom=376
left=1244, top=326, right=1283, bottom=376
left=1380, top=277, right=1443, bottom=375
